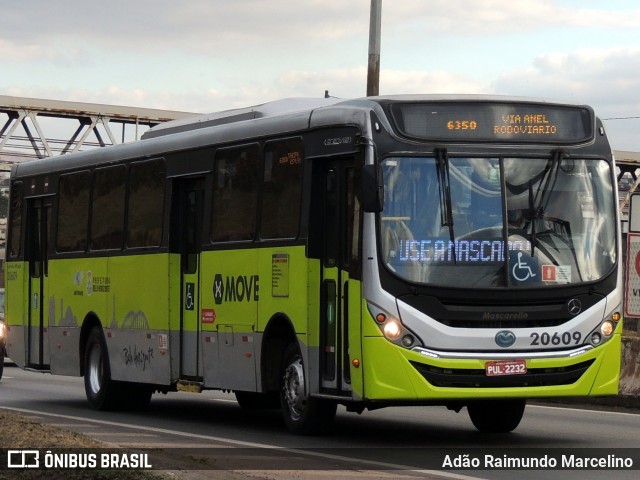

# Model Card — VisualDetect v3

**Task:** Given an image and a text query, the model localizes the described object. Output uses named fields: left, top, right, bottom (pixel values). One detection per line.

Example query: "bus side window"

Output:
left=57, top=171, right=91, bottom=253
left=261, top=138, right=304, bottom=239
left=127, top=159, right=166, bottom=248
left=8, top=181, right=23, bottom=258
left=90, top=165, right=126, bottom=250
left=212, top=144, right=259, bottom=242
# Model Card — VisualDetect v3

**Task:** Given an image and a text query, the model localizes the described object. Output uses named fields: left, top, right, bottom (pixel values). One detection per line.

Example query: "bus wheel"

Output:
left=0, top=348, right=4, bottom=380
left=84, top=327, right=120, bottom=410
left=280, top=342, right=336, bottom=435
left=467, top=399, right=526, bottom=433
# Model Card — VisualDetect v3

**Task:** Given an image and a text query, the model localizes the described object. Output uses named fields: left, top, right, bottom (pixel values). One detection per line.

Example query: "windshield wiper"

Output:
left=527, top=150, right=564, bottom=256
left=536, top=150, right=564, bottom=211
left=527, top=179, right=538, bottom=256
left=435, top=149, right=455, bottom=248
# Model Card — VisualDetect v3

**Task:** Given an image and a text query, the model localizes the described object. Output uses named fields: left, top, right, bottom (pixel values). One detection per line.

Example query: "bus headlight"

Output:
left=601, top=310, right=621, bottom=338
left=367, top=303, right=422, bottom=349
left=589, top=310, right=621, bottom=346
left=383, top=320, right=402, bottom=340
left=600, top=320, right=615, bottom=337
left=0, top=321, right=5, bottom=340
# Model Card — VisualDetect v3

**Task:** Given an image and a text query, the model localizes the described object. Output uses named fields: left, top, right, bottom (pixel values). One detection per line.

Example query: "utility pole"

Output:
left=367, top=0, right=382, bottom=97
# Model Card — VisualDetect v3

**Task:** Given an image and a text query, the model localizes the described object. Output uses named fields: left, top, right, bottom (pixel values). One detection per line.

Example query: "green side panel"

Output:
left=107, top=254, right=171, bottom=330
left=5, top=261, right=27, bottom=328
left=4, top=261, right=27, bottom=366
left=258, top=246, right=310, bottom=339
left=200, top=248, right=259, bottom=332
left=107, top=253, right=172, bottom=384
left=363, top=337, right=419, bottom=399
left=589, top=330, right=622, bottom=395
left=48, top=257, right=109, bottom=328
left=199, top=245, right=309, bottom=337
left=198, top=245, right=310, bottom=391
left=39, top=254, right=171, bottom=331
left=43, top=257, right=106, bottom=375
left=7, top=253, right=172, bottom=379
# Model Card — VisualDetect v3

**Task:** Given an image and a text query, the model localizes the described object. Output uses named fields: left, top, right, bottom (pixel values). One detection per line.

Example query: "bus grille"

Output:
left=409, top=359, right=595, bottom=388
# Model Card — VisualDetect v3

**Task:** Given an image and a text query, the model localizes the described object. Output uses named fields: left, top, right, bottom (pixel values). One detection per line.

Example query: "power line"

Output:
left=603, top=116, right=640, bottom=120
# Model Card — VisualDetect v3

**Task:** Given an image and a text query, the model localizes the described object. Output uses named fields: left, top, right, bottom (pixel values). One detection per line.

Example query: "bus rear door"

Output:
left=26, top=197, right=52, bottom=370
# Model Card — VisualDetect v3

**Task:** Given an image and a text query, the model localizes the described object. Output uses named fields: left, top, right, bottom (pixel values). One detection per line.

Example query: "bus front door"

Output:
left=173, top=178, right=205, bottom=381
left=319, top=158, right=358, bottom=394
left=26, top=197, right=52, bottom=370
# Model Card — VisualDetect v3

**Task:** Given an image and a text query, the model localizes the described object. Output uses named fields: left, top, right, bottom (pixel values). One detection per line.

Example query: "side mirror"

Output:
left=630, top=193, right=640, bottom=233
left=361, top=163, right=384, bottom=213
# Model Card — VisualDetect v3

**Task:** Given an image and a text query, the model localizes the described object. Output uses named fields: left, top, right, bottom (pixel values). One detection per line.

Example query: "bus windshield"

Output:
left=380, top=155, right=616, bottom=288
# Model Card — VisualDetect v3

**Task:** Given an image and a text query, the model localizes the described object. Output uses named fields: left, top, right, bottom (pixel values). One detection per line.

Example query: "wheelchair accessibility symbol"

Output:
left=185, top=283, right=195, bottom=310
left=512, top=252, right=537, bottom=282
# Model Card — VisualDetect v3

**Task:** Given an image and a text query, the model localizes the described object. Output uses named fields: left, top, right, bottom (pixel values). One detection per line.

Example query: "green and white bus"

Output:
left=4, top=95, right=622, bottom=434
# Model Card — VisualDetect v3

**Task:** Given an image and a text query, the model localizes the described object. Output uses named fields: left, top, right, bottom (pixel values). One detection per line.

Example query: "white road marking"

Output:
left=0, top=405, right=486, bottom=480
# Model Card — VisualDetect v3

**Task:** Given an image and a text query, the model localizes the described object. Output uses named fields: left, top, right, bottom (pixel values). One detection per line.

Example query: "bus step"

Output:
left=176, top=380, right=204, bottom=393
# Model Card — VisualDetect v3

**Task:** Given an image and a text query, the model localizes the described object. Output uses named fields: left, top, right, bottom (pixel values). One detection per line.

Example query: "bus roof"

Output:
left=10, top=97, right=359, bottom=179
left=144, top=94, right=592, bottom=139
left=142, top=97, right=343, bottom=139
left=9, top=94, right=595, bottom=180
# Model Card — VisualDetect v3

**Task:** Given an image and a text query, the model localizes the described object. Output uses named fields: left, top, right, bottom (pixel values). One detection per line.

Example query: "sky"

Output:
left=2, top=0, right=640, bottom=151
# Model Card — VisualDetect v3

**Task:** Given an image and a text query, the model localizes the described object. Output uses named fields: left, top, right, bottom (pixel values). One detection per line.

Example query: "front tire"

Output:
left=280, top=342, right=336, bottom=435
left=467, top=399, right=526, bottom=433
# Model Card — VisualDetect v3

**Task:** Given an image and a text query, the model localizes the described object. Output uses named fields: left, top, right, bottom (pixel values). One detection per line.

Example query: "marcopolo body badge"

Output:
left=495, top=330, right=516, bottom=348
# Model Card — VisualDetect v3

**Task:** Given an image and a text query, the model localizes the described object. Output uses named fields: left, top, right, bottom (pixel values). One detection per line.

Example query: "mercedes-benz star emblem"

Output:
left=567, top=299, right=582, bottom=316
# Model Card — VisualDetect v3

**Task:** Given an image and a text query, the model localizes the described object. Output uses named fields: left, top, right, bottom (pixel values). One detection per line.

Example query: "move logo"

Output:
left=214, top=274, right=260, bottom=305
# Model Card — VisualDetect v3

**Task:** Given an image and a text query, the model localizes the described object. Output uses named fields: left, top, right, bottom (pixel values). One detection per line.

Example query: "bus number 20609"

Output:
left=530, top=331, right=582, bottom=346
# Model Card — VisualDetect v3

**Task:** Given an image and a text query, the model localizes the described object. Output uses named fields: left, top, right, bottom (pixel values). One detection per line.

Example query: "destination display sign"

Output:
left=390, top=101, right=595, bottom=144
